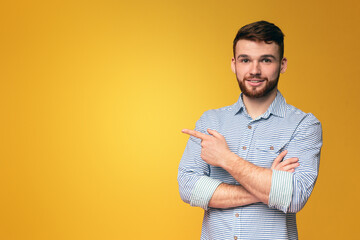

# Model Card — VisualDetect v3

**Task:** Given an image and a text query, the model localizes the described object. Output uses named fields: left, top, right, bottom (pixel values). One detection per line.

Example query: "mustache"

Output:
left=244, top=76, right=268, bottom=81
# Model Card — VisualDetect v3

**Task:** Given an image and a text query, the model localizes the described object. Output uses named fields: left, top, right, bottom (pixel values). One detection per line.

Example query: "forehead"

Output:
left=235, top=39, right=280, bottom=58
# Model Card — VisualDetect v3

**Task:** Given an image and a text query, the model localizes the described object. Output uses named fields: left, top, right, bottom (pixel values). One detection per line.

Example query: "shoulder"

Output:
left=200, top=102, right=236, bottom=122
left=196, top=102, right=236, bottom=130
left=284, top=104, right=322, bottom=135
left=285, top=104, right=320, bottom=123
left=201, top=104, right=233, bottom=119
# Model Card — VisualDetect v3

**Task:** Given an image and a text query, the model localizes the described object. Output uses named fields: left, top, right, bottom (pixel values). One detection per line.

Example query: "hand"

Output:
left=271, top=150, right=299, bottom=173
left=182, top=128, right=233, bottom=168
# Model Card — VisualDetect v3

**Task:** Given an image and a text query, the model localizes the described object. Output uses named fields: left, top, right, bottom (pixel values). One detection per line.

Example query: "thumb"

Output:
left=271, top=150, right=288, bottom=169
left=207, top=129, right=221, bottom=137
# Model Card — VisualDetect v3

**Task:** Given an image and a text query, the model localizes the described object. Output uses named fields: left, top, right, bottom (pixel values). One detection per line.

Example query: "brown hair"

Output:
left=233, top=20, right=285, bottom=59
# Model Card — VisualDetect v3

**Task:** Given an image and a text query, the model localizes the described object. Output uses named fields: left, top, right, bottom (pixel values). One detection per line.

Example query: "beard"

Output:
left=237, top=73, right=280, bottom=98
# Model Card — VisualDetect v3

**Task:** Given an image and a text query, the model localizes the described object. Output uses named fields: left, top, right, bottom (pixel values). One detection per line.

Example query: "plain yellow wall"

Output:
left=1, top=0, right=359, bottom=239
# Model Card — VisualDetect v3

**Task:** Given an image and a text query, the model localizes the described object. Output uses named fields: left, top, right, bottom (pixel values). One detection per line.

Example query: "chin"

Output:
left=238, top=79, right=279, bottom=99
left=242, top=86, right=278, bottom=98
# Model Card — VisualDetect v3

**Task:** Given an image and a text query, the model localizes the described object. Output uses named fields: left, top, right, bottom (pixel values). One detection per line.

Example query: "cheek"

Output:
left=235, top=67, right=247, bottom=78
left=265, top=67, right=281, bottom=79
left=236, top=71, right=246, bottom=80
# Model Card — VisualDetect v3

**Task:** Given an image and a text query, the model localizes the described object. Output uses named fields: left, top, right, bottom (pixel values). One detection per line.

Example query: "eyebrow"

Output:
left=237, top=54, right=249, bottom=60
left=261, top=54, right=277, bottom=60
left=237, top=54, right=277, bottom=60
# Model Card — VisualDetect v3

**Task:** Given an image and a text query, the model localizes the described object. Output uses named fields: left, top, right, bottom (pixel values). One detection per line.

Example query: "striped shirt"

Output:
left=178, top=91, right=322, bottom=240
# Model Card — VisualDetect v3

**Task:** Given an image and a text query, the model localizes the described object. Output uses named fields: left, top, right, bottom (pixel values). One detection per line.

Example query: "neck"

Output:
left=243, top=88, right=278, bottom=119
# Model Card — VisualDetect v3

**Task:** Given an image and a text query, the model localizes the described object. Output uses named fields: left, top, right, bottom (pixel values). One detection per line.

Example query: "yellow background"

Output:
left=1, top=0, right=359, bottom=239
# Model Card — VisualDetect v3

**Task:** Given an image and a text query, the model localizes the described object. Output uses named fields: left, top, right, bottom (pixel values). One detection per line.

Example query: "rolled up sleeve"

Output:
left=178, top=112, right=222, bottom=210
left=269, top=170, right=293, bottom=212
left=190, top=176, right=222, bottom=209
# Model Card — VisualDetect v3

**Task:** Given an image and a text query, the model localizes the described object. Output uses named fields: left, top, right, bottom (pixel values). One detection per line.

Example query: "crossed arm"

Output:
left=182, top=128, right=299, bottom=208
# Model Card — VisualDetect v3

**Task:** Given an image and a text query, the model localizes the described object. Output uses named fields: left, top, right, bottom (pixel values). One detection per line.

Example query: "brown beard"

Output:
left=237, top=73, right=280, bottom=98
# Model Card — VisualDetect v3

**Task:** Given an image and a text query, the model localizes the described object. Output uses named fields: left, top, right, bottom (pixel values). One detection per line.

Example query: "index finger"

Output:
left=181, top=129, right=209, bottom=140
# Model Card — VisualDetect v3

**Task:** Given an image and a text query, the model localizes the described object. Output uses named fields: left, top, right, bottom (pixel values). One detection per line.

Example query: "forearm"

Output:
left=222, top=153, right=272, bottom=204
left=208, top=183, right=260, bottom=208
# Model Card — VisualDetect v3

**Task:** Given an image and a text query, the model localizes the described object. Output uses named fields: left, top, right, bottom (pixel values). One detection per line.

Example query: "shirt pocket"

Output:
left=253, top=139, right=288, bottom=168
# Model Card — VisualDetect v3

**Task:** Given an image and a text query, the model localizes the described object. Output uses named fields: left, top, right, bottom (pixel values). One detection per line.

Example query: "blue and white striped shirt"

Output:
left=178, top=91, right=322, bottom=239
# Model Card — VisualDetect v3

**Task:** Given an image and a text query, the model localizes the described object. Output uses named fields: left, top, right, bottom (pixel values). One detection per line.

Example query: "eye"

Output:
left=261, top=58, right=272, bottom=63
left=240, top=59, right=250, bottom=63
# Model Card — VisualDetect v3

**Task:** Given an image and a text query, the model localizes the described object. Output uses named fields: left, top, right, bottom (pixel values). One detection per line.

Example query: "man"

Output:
left=178, top=20, right=322, bottom=240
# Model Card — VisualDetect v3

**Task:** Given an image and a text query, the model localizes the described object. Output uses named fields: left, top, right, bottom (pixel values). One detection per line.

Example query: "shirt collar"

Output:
left=233, top=90, right=287, bottom=118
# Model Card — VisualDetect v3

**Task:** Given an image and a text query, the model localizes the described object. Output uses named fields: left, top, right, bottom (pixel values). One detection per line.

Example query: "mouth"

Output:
left=247, top=80, right=264, bottom=83
left=245, top=79, right=266, bottom=87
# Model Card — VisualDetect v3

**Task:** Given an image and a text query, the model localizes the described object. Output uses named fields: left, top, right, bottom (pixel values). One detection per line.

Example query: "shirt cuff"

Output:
left=268, top=169, right=293, bottom=212
left=190, top=176, right=222, bottom=210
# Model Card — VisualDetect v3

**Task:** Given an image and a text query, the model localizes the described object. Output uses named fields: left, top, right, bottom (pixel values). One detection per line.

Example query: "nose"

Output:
left=249, top=61, right=261, bottom=76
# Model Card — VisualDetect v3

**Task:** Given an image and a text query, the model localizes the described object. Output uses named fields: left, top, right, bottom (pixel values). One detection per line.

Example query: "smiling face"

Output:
left=231, top=39, right=287, bottom=99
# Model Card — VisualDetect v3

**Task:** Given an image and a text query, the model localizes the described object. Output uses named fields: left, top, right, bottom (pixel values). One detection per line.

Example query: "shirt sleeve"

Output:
left=268, top=113, right=322, bottom=213
left=177, top=112, right=222, bottom=210
left=268, top=170, right=293, bottom=212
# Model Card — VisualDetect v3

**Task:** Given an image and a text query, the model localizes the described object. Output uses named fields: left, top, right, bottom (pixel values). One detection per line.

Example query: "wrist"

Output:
left=222, top=151, right=240, bottom=171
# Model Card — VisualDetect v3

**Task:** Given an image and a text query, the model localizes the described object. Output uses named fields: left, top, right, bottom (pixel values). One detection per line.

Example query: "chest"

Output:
left=209, top=114, right=297, bottom=183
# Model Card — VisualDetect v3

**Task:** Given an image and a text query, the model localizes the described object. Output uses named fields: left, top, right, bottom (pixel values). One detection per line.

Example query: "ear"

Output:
left=280, top=57, right=287, bottom=73
left=231, top=58, right=236, bottom=74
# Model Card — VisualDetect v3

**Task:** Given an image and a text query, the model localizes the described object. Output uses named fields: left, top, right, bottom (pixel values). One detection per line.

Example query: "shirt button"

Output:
left=235, top=213, right=239, bottom=217
left=242, top=146, right=247, bottom=150
left=248, top=125, right=252, bottom=129
left=234, top=236, right=238, bottom=240
left=270, top=146, right=274, bottom=150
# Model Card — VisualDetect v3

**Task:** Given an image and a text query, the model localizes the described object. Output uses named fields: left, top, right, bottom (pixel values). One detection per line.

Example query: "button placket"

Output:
left=241, top=121, right=254, bottom=158
left=233, top=209, right=241, bottom=240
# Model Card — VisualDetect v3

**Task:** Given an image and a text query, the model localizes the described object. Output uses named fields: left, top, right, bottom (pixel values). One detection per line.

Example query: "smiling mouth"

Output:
left=246, top=79, right=265, bottom=83
left=248, top=80, right=264, bottom=83
left=244, top=79, right=266, bottom=87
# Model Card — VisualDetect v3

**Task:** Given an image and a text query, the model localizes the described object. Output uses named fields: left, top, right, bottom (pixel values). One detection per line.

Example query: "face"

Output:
left=231, top=40, right=287, bottom=99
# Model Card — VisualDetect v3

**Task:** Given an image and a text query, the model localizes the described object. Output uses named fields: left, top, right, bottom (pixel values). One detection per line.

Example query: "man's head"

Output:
left=231, top=21, right=287, bottom=98
left=233, top=20, right=284, bottom=60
